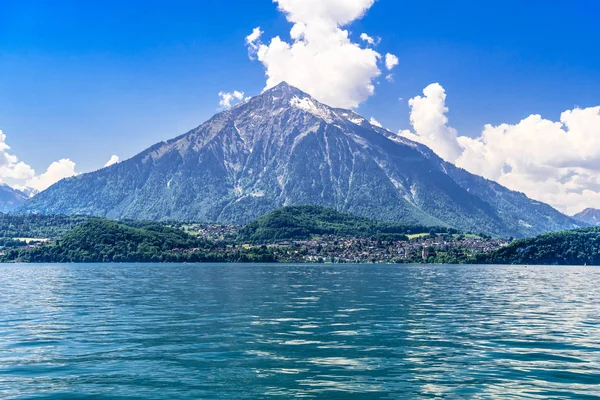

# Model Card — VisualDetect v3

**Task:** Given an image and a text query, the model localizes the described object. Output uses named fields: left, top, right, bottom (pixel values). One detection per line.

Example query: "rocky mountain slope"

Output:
left=0, top=184, right=28, bottom=213
left=18, top=82, right=581, bottom=237
left=572, top=208, right=600, bottom=226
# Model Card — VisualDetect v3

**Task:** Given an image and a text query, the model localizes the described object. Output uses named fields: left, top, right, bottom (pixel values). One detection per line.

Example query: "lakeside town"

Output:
left=0, top=213, right=512, bottom=264
left=181, top=224, right=512, bottom=264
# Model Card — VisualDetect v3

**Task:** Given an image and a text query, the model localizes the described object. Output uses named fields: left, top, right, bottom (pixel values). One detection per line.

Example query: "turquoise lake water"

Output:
left=0, top=263, right=599, bottom=399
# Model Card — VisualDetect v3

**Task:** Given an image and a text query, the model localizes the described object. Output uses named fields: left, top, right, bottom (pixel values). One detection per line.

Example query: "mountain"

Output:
left=238, top=205, right=458, bottom=243
left=476, top=226, right=600, bottom=265
left=21, top=187, right=39, bottom=198
left=17, top=82, right=581, bottom=237
left=0, top=184, right=28, bottom=213
left=572, top=208, right=600, bottom=226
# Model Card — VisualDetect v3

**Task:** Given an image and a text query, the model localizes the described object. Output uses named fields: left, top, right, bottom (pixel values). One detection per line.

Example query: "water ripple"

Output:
left=0, top=263, right=599, bottom=399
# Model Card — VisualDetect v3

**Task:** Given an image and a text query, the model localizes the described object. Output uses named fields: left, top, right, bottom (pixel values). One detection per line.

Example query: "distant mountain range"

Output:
left=572, top=208, right=600, bottom=226
left=17, top=82, right=582, bottom=237
left=0, top=185, right=28, bottom=213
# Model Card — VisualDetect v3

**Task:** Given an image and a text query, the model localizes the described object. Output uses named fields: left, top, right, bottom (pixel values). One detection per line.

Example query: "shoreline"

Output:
left=1, top=261, right=596, bottom=267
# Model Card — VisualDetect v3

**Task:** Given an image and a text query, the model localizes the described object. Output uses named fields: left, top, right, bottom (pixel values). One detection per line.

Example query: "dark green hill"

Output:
left=2, top=219, right=204, bottom=263
left=0, top=213, right=94, bottom=239
left=238, top=205, right=458, bottom=243
left=476, top=227, right=600, bottom=265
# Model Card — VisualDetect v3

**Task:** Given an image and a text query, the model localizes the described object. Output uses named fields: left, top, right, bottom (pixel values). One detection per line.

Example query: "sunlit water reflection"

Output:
left=1, top=264, right=599, bottom=399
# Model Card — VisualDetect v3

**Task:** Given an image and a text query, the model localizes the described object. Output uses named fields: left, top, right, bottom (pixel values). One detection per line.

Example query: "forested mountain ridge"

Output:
left=0, top=185, right=28, bottom=213
left=0, top=208, right=496, bottom=264
left=18, top=82, right=581, bottom=237
left=238, top=206, right=457, bottom=243
left=0, top=213, right=94, bottom=239
left=572, top=208, right=600, bottom=226
left=7, top=207, right=600, bottom=265
left=0, top=219, right=274, bottom=263
left=476, top=227, right=600, bottom=265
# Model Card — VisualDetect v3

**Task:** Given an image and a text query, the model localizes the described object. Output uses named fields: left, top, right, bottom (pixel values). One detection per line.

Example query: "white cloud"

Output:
left=400, top=83, right=463, bottom=162
left=385, top=53, right=399, bottom=70
left=0, top=129, right=78, bottom=193
left=104, top=155, right=120, bottom=167
left=247, top=0, right=395, bottom=108
left=400, top=83, right=600, bottom=214
left=360, top=33, right=376, bottom=46
left=245, top=27, right=263, bottom=59
left=246, top=27, right=263, bottom=47
left=0, top=130, right=35, bottom=186
left=275, top=0, right=375, bottom=26
left=218, top=90, right=245, bottom=109
left=369, top=117, right=383, bottom=128
left=25, top=159, right=78, bottom=192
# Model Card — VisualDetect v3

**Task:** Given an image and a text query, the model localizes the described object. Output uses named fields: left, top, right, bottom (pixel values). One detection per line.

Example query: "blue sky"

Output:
left=1, top=0, right=600, bottom=212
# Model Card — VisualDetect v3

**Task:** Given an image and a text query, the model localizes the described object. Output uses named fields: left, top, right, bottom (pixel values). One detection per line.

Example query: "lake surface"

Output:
left=1, top=264, right=599, bottom=399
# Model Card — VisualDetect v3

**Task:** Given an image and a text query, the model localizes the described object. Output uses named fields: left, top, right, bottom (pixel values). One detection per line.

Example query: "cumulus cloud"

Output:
left=0, top=129, right=78, bottom=193
left=360, top=33, right=377, bottom=46
left=246, top=0, right=396, bottom=108
left=369, top=117, right=383, bottom=128
left=400, top=83, right=600, bottom=214
left=104, top=155, right=120, bottom=167
left=0, top=130, right=36, bottom=186
left=400, top=83, right=463, bottom=162
left=218, top=90, right=245, bottom=109
left=245, top=27, right=263, bottom=58
left=246, top=27, right=263, bottom=47
left=26, top=159, right=78, bottom=192
left=385, top=53, right=399, bottom=70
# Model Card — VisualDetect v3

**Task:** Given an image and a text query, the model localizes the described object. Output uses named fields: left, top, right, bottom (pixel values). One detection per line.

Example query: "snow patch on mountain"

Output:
left=290, top=96, right=334, bottom=123
left=18, top=82, right=583, bottom=237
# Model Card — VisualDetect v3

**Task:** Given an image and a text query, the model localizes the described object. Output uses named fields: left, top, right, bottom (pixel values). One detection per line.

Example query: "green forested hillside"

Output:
left=1, top=219, right=275, bottom=263
left=2, top=220, right=198, bottom=263
left=238, top=206, right=458, bottom=243
left=16, top=206, right=595, bottom=265
left=476, top=227, right=600, bottom=265
left=0, top=213, right=94, bottom=239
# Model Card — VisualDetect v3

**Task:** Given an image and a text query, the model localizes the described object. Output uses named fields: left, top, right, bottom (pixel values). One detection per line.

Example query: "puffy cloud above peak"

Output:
left=369, top=117, right=383, bottom=128
left=246, top=27, right=263, bottom=58
left=400, top=83, right=463, bottom=163
left=27, top=159, right=78, bottom=192
left=0, top=128, right=78, bottom=193
left=104, top=155, right=120, bottom=167
left=455, top=106, right=600, bottom=214
left=274, top=0, right=375, bottom=26
left=218, top=90, right=245, bottom=109
left=400, top=83, right=600, bottom=214
left=247, top=0, right=395, bottom=108
left=0, top=129, right=35, bottom=186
